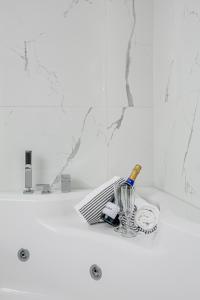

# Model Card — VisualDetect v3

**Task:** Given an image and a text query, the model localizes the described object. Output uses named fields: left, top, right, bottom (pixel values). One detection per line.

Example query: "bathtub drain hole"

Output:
left=90, top=264, right=102, bottom=280
left=17, top=248, right=30, bottom=262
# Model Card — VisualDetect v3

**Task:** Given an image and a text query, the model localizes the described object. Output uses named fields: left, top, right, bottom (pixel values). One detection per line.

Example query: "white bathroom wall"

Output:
left=154, top=0, right=200, bottom=207
left=0, top=0, right=153, bottom=191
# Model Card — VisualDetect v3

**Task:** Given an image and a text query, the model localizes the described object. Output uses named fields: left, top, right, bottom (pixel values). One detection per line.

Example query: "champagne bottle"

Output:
left=123, top=164, right=142, bottom=188
left=101, top=164, right=142, bottom=226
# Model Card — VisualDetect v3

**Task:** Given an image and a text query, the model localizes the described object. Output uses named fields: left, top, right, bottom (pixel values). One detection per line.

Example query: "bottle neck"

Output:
left=125, top=164, right=142, bottom=187
left=126, top=178, right=135, bottom=187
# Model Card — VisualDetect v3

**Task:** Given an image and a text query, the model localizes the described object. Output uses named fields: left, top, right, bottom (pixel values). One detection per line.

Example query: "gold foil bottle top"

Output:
left=129, top=164, right=142, bottom=180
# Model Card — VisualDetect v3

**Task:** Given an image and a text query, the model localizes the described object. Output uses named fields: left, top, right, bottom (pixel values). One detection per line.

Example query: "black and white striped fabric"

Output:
left=75, top=177, right=125, bottom=225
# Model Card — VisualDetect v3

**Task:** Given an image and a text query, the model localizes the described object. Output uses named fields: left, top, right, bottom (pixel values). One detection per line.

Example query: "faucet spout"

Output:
left=23, top=150, right=34, bottom=193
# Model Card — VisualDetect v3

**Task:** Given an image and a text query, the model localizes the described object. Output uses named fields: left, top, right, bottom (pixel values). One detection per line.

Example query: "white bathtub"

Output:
left=0, top=187, right=200, bottom=300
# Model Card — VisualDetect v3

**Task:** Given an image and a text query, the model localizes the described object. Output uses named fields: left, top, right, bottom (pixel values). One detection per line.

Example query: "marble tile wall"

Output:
left=0, top=0, right=153, bottom=191
left=154, top=0, right=200, bottom=207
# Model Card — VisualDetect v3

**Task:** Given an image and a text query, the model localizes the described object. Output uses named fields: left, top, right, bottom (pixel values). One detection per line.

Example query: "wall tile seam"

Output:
left=0, top=105, right=153, bottom=109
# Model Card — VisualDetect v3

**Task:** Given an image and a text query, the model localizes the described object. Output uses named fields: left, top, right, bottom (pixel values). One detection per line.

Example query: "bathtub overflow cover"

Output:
left=17, top=248, right=30, bottom=262
left=90, top=264, right=102, bottom=280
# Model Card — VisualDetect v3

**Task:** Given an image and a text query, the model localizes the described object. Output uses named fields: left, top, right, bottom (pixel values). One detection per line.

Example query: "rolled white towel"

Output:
left=134, top=196, right=160, bottom=234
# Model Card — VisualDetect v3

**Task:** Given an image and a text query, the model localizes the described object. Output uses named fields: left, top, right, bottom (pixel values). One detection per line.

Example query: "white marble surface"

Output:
left=0, top=0, right=153, bottom=191
left=154, top=0, right=200, bottom=208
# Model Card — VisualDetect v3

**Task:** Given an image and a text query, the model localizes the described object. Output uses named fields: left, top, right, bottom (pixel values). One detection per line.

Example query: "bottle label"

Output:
left=126, top=178, right=135, bottom=187
left=102, top=202, right=120, bottom=219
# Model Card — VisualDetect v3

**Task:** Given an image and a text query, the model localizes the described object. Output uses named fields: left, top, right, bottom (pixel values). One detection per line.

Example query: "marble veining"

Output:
left=11, top=40, right=30, bottom=73
left=182, top=99, right=199, bottom=176
left=51, top=107, right=93, bottom=187
left=64, top=0, right=93, bottom=18
left=0, top=0, right=153, bottom=190
left=65, top=0, right=137, bottom=146
left=184, top=173, right=195, bottom=195
left=24, top=41, right=29, bottom=72
left=34, top=47, right=63, bottom=98
left=164, top=60, right=174, bottom=103
left=184, top=8, right=200, bottom=22
left=28, top=37, right=66, bottom=110
left=190, top=52, right=200, bottom=74
left=107, top=107, right=127, bottom=145
left=154, top=0, right=200, bottom=207
left=106, top=0, right=137, bottom=143
left=125, top=0, right=136, bottom=107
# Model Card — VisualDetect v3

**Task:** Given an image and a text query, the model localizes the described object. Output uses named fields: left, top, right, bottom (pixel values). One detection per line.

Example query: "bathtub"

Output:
left=0, top=187, right=200, bottom=300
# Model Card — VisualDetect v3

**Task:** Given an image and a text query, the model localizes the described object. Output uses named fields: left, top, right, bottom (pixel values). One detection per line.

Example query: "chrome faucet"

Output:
left=23, top=150, right=34, bottom=193
left=36, top=184, right=51, bottom=194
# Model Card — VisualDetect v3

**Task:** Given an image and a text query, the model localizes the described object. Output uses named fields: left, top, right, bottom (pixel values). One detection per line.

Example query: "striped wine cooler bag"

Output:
left=75, top=177, right=124, bottom=225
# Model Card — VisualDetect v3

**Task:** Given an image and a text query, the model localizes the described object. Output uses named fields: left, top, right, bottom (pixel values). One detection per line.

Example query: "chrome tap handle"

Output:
left=25, top=150, right=32, bottom=165
left=36, top=184, right=51, bottom=194
left=23, top=150, right=33, bottom=193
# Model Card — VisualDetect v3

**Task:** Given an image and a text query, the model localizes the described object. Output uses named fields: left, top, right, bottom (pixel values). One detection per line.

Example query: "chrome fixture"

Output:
left=36, top=184, right=51, bottom=194
left=61, top=174, right=71, bottom=193
left=17, top=248, right=30, bottom=262
left=89, top=264, right=102, bottom=280
left=23, top=150, right=33, bottom=193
